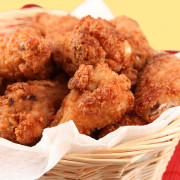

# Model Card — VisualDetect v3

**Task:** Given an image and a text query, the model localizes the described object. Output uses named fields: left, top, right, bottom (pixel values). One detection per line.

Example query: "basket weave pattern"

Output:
left=39, top=117, right=180, bottom=180
left=0, top=8, right=179, bottom=180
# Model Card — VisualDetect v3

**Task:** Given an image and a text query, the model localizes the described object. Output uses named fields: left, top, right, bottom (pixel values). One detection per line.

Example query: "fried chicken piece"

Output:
left=135, top=53, right=180, bottom=123
left=111, top=16, right=155, bottom=69
left=69, top=16, right=134, bottom=72
left=46, top=31, right=78, bottom=75
left=0, top=27, right=53, bottom=81
left=0, top=80, right=69, bottom=145
left=53, top=63, right=134, bottom=135
left=33, top=13, right=79, bottom=75
left=111, top=16, right=157, bottom=85
left=121, top=67, right=138, bottom=87
left=32, top=13, right=79, bottom=35
left=46, top=15, right=133, bottom=75
left=98, top=112, right=147, bottom=138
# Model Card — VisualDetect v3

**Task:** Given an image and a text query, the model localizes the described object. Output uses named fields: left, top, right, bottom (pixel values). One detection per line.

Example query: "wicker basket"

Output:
left=39, top=117, right=180, bottom=180
left=0, top=7, right=180, bottom=180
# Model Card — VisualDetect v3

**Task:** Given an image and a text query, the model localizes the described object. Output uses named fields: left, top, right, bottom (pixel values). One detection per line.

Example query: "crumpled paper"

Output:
left=0, top=1, right=180, bottom=180
left=71, top=0, right=114, bottom=20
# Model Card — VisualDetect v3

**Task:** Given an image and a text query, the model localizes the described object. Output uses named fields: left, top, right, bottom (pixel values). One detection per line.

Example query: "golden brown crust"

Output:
left=46, top=31, right=78, bottom=75
left=54, top=63, right=134, bottom=135
left=121, top=66, right=138, bottom=86
left=111, top=16, right=157, bottom=85
left=98, top=124, right=118, bottom=139
left=0, top=80, right=69, bottom=145
left=32, top=13, right=79, bottom=35
left=32, top=13, right=80, bottom=75
left=135, top=54, right=180, bottom=122
left=69, top=16, right=134, bottom=72
left=47, top=15, right=134, bottom=75
left=111, top=16, right=155, bottom=69
left=32, top=13, right=79, bottom=76
left=121, top=112, right=147, bottom=126
left=0, top=27, right=53, bottom=81
left=98, top=111, right=147, bottom=138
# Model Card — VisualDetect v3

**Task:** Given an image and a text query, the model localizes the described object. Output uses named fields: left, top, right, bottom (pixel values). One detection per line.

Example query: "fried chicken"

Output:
left=0, top=80, right=69, bottom=145
left=0, top=27, right=53, bottom=81
left=135, top=53, right=180, bottom=123
left=32, top=13, right=79, bottom=35
left=53, top=63, right=134, bottom=135
left=32, top=13, right=79, bottom=75
left=111, top=16, right=155, bottom=69
left=69, top=16, right=134, bottom=72
left=121, top=67, right=138, bottom=87
left=98, top=112, right=147, bottom=138
left=46, top=15, right=134, bottom=75
left=46, top=31, right=78, bottom=76
left=111, top=16, right=156, bottom=85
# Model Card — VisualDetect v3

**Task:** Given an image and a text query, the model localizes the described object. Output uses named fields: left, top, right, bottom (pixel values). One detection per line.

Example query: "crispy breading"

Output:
left=0, top=27, right=53, bottom=81
left=135, top=53, right=180, bottom=123
left=33, top=13, right=80, bottom=75
left=69, top=16, right=134, bottom=72
left=0, top=80, right=69, bottom=145
left=46, top=16, right=134, bottom=75
left=46, top=31, right=78, bottom=75
left=121, top=112, right=147, bottom=126
left=32, top=13, right=79, bottom=35
left=53, top=63, right=134, bottom=135
left=98, top=112, right=147, bottom=138
left=111, top=15, right=155, bottom=69
left=121, top=66, right=138, bottom=87
left=111, top=16, right=157, bottom=85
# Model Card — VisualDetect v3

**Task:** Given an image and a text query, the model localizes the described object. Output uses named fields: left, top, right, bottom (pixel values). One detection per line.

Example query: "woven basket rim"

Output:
left=0, top=7, right=68, bottom=16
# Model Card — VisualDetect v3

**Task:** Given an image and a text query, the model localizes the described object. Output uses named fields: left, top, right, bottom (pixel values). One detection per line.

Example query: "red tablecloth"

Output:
left=163, top=141, right=180, bottom=180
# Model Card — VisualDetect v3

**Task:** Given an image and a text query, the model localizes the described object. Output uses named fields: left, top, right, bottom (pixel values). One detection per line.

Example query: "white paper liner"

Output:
left=71, top=0, right=114, bottom=20
left=0, top=1, right=179, bottom=179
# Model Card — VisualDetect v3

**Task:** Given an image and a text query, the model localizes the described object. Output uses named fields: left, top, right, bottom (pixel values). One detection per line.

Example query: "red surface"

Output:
left=165, top=50, right=179, bottom=54
left=163, top=142, right=180, bottom=180
left=21, top=4, right=42, bottom=9
left=8, top=5, right=180, bottom=179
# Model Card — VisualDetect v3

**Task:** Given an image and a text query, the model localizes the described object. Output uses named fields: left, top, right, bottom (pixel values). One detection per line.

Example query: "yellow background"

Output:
left=0, top=0, right=179, bottom=50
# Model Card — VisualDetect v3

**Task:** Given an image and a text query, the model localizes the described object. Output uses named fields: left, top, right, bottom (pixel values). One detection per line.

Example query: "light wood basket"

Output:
left=0, top=8, right=180, bottom=180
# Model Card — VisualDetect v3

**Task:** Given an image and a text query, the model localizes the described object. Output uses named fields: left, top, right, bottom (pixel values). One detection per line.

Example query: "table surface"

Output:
left=0, top=0, right=180, bottom=50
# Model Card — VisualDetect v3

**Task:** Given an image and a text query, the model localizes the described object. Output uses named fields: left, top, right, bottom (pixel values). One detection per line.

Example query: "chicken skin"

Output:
left=0, top=27, right=53, bottom=81
left=46, top=15, right=134, bottom=75
left=0, top=80, right=69, bottom=145
left=46, top=31, right=78, bottom=76
left=111, top=16, right=155, bottom=69
left=135, top=53, right=180, bottom=123
left=33, top=13, right=79, bottom=75
left=69, top=16, right=133, bottom=72
left=32, top=13, right=79, bottom=35
left=98, top=111, right=147, bottom=138
left=111, top=16, right=156, bottom=85
left=53, top=63, right=134, bottom=135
